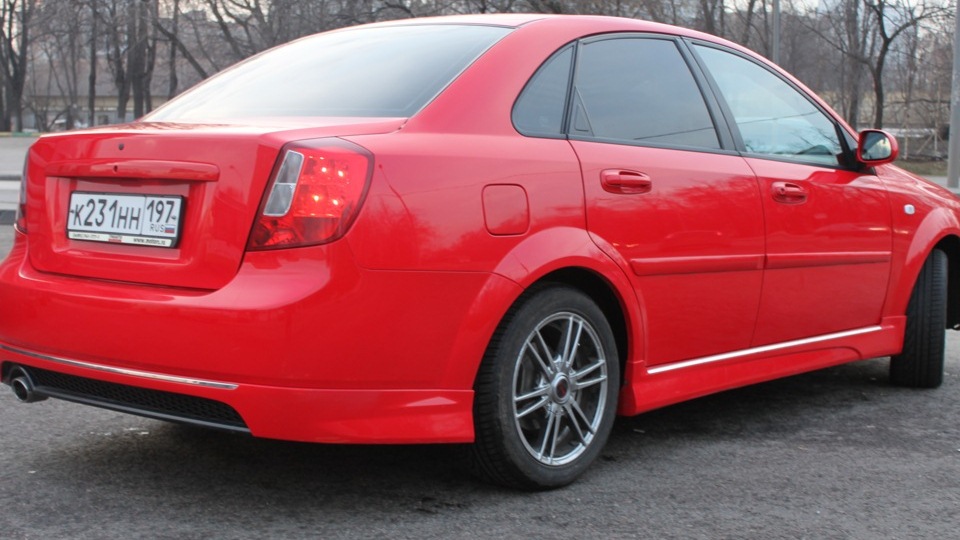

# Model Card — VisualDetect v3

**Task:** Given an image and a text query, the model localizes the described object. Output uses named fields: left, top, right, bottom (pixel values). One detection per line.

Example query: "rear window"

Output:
left=147, top=24, right=511, bottom=121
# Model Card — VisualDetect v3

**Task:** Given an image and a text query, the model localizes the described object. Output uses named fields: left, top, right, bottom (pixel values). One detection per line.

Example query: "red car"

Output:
left=1, top=14, right=957, bottom=489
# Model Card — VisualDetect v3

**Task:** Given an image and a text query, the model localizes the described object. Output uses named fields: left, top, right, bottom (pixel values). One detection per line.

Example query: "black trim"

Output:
left=8, top=365, right=249, bottom=433
left=566, top=133, right=743, bottom=157
left=560, top=40, right=579, bottom=136
left=675, top=38, right=737, bottom=151
left=685, top=39, right=747, bottom=152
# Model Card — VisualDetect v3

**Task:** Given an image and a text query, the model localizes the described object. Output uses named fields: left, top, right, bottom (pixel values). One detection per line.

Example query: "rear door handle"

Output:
left=601, top=169, right=652, bottom=194
left=772, top=181, right=808, bottom=204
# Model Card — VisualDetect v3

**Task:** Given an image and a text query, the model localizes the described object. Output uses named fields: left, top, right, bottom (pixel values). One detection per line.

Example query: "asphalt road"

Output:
left=1, top=225, right=959, bottom=539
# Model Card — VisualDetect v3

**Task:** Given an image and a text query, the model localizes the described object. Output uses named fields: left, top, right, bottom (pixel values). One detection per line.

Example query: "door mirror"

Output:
left=857, top=130, right=898, bottom=166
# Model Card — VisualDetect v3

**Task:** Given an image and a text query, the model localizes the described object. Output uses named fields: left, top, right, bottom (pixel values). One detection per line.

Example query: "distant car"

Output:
left=2, top=14, right=958, bottom=490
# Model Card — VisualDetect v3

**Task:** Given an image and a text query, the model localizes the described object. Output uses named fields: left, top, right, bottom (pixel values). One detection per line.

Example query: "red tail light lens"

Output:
left=14, top=159, right=27, bottom=234
left=248, top=138, right=373, bottom=250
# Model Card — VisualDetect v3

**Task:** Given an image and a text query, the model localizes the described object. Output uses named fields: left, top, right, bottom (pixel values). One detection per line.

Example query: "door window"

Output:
left=694, top=45, right=844, bottom=166
left=573, top=38, right=720, bottom=150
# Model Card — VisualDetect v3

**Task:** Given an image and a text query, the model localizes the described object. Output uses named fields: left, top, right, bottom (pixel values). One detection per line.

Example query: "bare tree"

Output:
left=154, top=1, right=210, bottom=82
left=862, top=0, right=949, bottom=128
left=697, top=0, right=726, bottom=36
left=727, top=0, right=769, bottom=55
left=164, top=0, right=179, bottom=98
left=808, top=0, right=950, bottom=129
left=97, top=0, right=160, bottom=122
left=36, top=0, right=85, bottom=129
left=127, top=0, right=158, bottom=117
left=101, top=0, right=130, bottom=122
left=88, top=0, right=98, bottom=126
left=0, top=0, right=37, bottom=131
left=9, top=0, right=957, bottom=140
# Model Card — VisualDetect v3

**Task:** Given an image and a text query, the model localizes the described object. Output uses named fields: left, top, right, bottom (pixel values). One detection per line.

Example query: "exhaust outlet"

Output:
left=8, top=366, right=47, bottom=403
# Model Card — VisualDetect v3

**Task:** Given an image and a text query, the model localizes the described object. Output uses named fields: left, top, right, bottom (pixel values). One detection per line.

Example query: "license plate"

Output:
left=67, top=192, right=184, bottom=248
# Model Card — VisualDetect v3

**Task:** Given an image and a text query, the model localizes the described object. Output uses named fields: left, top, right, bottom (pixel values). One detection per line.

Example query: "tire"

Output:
left=470, top=284, right=620, bottom=490
left=890, top=249, right=948, bottom=388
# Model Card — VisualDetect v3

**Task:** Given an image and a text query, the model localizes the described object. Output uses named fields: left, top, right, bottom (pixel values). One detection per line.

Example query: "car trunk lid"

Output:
left=23, top=119, right=402, bottom=289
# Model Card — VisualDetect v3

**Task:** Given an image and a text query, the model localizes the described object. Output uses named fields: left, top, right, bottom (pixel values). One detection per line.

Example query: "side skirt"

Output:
left=617, top=316, right=906, bottom=416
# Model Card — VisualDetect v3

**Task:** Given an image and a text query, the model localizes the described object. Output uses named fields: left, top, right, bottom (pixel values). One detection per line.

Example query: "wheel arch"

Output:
left=527, top=267, right=631, bottom=384
left=887, top=206, right=960, bottom=325
left=441, top=227, right=641, bottom=392
left=933, top=235, right=960, bottom=329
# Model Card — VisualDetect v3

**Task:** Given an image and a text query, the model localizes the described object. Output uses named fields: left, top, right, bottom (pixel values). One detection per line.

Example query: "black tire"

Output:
left=890, top=249, right=948, bottom=388
left=470, top=284, right=620, bottom=490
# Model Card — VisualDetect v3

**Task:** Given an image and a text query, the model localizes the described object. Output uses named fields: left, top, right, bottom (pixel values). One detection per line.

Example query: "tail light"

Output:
left=14, top=158, right=27, bottom=234
left=248, top=138, right=373, bottom=250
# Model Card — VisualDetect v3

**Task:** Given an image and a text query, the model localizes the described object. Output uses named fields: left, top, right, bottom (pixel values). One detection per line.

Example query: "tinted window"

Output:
left=148, top=25, right=511, bottom=121
left=694, top=45, right=843, bottom=166
left=572, top=38, right=719, bottom=149
left=513, top=46, right=573, bottom=137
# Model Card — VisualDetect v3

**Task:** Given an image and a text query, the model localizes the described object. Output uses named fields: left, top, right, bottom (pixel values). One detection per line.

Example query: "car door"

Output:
left=565, top=35, right=766, bottom=366
left=691, top=43, right=893, bottom=346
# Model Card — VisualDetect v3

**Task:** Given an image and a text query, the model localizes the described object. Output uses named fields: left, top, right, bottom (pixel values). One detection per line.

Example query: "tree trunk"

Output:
left=129, top=0, right=145, bottom=118
left=167, top=0, right=179, bottom=99
left=10, top=0, right=33, bottom=132
left=872, top=61, right=885, bottom=129
left=88, top=0, right=97, bottom=126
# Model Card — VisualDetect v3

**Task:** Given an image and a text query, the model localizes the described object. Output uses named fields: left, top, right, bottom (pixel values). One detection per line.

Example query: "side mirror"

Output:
left=857, top=129, right=898, bottom=166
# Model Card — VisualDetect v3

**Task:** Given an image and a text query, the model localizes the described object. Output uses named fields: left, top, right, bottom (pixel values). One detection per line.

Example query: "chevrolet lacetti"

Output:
left=2, top=14, right=959, bottom=489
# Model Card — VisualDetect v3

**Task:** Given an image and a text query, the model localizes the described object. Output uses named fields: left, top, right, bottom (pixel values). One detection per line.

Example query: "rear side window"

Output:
left=513, top=46, right=573, bottom=137
left=693, top=44, right=843, bottom=166
left=572, top=37, right=720, bottom=149
left=148, top=25, right=511, bottom=121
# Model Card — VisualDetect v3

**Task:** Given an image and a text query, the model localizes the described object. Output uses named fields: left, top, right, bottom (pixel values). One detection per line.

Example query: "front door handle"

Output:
left=772, top=182, right=808, bottom=204
left=601, top=169, right=652, bottom=194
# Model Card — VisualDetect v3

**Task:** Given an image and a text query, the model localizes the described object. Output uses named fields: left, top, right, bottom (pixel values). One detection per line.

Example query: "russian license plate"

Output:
left=67, top=192, right=184, bottom=248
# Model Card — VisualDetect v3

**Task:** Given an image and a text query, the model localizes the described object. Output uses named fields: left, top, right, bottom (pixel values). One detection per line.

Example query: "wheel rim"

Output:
left=512, top=311, right=609, bottom=467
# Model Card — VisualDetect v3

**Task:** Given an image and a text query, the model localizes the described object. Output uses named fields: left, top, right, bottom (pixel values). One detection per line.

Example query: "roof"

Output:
left=357, top=13, right=732, bottom=45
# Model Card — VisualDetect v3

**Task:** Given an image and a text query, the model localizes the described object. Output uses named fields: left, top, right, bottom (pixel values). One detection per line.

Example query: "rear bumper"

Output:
left=0, top=231, right=516, bottom=443
left=0, top=346, right=474, bottom=443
